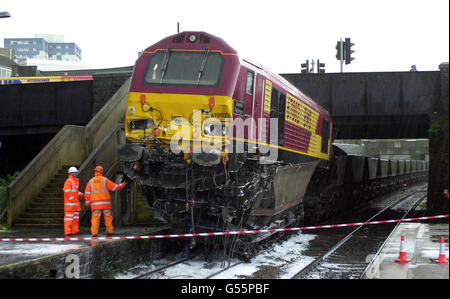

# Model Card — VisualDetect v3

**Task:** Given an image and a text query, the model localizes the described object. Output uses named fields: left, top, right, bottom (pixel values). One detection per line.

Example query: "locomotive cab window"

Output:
left=143, top=50, right=224, bottom=87
left=246, top=70, right=254, bottom=95
left=321, top=119, right=330, bottom=154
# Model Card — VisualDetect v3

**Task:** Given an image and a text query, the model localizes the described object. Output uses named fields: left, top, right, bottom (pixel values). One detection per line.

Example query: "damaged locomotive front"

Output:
left=118, top=31, right=333, bottom=259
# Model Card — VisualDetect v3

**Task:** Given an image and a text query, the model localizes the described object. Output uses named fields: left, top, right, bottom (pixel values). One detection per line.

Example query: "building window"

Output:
left=0, top=67, right=12, bottom=77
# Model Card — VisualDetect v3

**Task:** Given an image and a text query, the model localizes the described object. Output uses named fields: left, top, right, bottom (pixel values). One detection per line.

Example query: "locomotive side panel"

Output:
left=256, top=78, right=331, bottom=163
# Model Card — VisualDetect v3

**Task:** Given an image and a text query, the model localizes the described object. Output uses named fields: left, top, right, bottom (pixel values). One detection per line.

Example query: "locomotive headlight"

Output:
left=129, top=119, right=153, bottom=131
left=203, top=122, right=227, bottom=136
left=204, top=123, right=215, bottom=135
left=188, top=34, right=197, bottom=43
left=172, top=117, right=183, bottom=126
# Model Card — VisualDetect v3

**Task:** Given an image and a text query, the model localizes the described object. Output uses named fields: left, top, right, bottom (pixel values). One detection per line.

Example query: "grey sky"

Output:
left=1, top=0, right=449, bottom=73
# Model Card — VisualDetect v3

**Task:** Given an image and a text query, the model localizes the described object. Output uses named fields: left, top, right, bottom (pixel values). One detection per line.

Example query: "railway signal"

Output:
left=301, top=60, right=309, bottom=73
left=336, top=39, right=344, bottom=72
left=335, top=41, right=343, bottom=60
left=317, top=60, right=325, bottom=73
left=335, top=37, right=355, bottom=72
left=344, top=38, right=355, bottom=65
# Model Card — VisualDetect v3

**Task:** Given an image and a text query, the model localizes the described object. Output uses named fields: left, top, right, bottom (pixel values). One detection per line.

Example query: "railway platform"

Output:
left=0, top=225, right=169, bottom=278
left=364, top=222, right=449, bottom=279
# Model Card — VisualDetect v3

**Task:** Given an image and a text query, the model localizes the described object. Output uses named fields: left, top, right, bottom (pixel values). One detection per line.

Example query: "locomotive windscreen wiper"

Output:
left=159, top=46, right=171, bottom=85
left=196, top=47, right=210, bottom=86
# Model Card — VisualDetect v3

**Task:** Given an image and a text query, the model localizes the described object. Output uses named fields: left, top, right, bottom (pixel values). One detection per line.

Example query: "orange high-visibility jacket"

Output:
left=63, top=175, right=83, bottom=212
left=84, top=172, right=126, bottom=210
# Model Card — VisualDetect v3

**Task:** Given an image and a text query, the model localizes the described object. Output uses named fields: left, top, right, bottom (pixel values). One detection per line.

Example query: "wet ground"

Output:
left=367, top=223, right=449, bottom=279
left=0, top=226, right=167, bottom=267
left=1, top=183, right=445, bottom=279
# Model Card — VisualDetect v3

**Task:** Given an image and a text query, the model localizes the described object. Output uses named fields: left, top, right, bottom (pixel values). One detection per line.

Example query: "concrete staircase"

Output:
left=8, top=78, right=130, bottom=228
left=13, top=168, right=159, bottom=228
left=13, top=166, right=70, bottom=228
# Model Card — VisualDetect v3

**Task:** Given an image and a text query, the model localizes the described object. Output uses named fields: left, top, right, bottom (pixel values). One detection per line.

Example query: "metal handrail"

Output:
left=77, top=124, right=128, bottom=226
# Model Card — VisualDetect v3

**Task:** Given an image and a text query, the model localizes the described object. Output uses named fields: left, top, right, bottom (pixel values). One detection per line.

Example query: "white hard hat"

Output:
left=68, top=166, right=78, bottom=174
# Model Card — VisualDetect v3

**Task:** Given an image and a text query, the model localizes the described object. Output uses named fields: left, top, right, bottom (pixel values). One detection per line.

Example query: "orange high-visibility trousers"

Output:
left=63, top=175, right=82, bottom=236
left=85, top=173, right=125, bottom=236
left=64, top=211, right=80, bottom=235
left=91, top=209, right=113, bottom=236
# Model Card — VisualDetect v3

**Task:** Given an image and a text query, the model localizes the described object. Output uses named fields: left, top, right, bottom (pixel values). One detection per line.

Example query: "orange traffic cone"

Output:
left=395, top=235, right=411, bottom=263
left=434, top=236, right=449, bottom=264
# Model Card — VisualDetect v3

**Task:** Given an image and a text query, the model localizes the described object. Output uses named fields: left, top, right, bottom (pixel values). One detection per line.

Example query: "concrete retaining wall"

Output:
left=0, top=235, right=168, bottom=279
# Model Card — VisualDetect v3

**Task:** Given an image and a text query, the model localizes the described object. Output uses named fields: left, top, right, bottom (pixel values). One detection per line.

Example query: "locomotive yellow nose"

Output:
left=126, top=92, right=233, bottom=146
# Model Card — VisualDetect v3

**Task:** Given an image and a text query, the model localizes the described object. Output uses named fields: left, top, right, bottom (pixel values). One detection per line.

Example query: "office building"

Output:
left=4, top=34, right=82, bottom=62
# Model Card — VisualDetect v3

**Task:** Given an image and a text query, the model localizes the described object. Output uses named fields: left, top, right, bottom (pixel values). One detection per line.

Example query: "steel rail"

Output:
left=204, top=261, right=244, bottom=279
left=359, top=193, right=427, bottom=279
left=290, top=189, right=427, bottom=279
left=133, top=256, right=194, bottom=279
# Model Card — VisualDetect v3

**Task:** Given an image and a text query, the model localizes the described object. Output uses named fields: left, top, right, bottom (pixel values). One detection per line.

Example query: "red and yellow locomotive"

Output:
left=119, top=31, right=332, bottom=257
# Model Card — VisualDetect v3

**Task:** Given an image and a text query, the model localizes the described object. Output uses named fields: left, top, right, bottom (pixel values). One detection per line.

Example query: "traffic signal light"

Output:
left=301, top=60, right=309, bottom=73
left=335, top=41, right=343, bottom=60
left=317, top=60, right=325, bottom=73
left=344, top=38, right=355, bottom=65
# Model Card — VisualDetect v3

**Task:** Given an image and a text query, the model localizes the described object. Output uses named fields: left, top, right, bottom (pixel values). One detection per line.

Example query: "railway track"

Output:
left=203, top=261, right=244, bottom=279
left=133, top=256, right=195, bottom=279
left=128, top=185, right=428, bottom=280
left=132, top=256, right=245, bottom=279
left=290, top=189, right=427, bottom=279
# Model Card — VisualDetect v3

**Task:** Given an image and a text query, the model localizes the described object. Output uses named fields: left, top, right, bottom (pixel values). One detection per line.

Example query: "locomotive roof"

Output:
left=143, top=31, right=238, bottom=55
left=141, top=31, right=329, bottom=117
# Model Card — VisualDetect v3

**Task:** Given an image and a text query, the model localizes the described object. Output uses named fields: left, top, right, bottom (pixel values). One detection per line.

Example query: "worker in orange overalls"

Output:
left=84, top=166, right=127, bottom=236
left=63, top=166, right=84, bottom=236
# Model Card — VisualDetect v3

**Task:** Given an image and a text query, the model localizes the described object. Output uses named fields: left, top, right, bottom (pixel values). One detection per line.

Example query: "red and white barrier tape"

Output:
left=0, top=214, right=448, bottom=242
